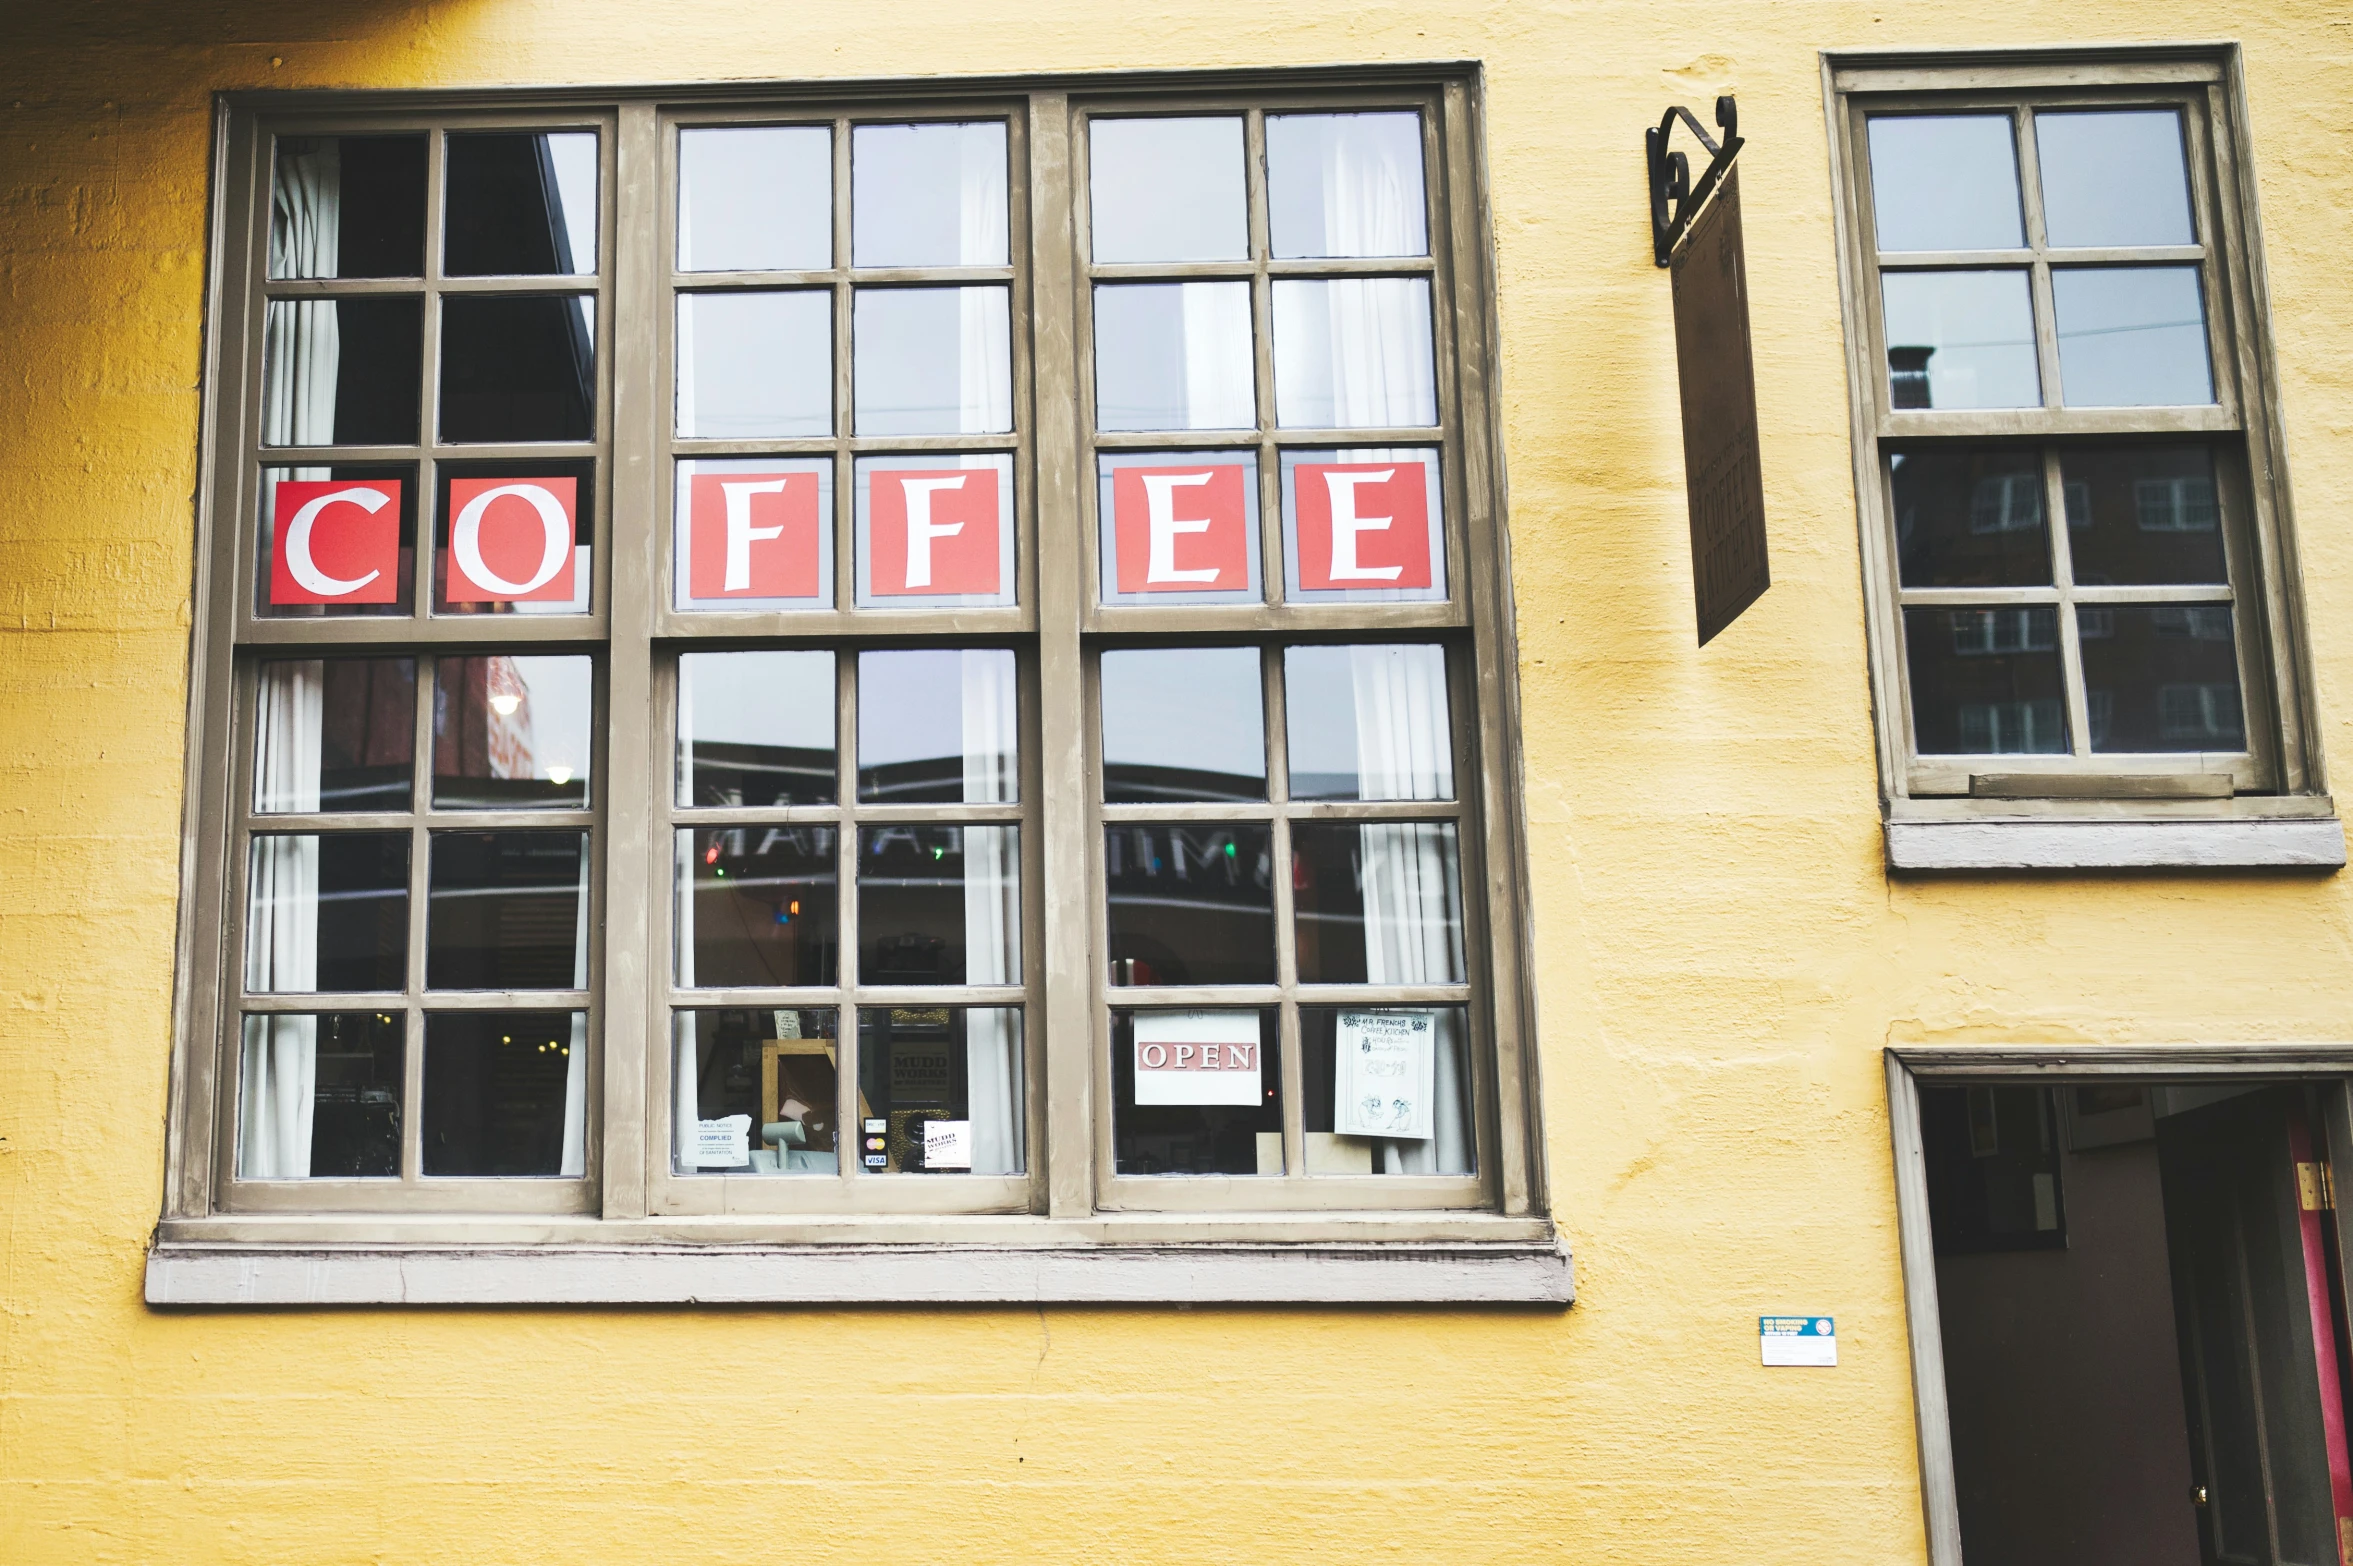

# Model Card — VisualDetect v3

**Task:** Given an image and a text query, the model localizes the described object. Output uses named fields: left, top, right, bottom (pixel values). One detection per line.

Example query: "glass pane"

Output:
left=1881, top=271, right=2040, bottom=410
left=678, top=125, right=831, bottom=272
left=236, top=1011, right=403, bottom=1179
left=672, top=1008, right=841, bottom=1174
left=269, top=135, right=427, bottom=279
left=851, top=122, right=1007, bottom=267
left=244, top=832, right=409, bottom=992
left=1088, top=116, right=1246, bottom=262
left=1866, top=116, right=2023, bottom=252
left=421, top=1009, right=585, bottom=1176
left=1292, top=823, right=1465, bottom=985
left=254, top=658, right=416, bottom=814
left=1112, top=1008, right=1282, bottom=1174
left=425, top=831, right=587, bottom=990
left=444, top=131, right=598, bottom=276
left=1302, top=1006, right=1473, bottom=1174
left=1096, top=452, right=1262, bottom=606
left=676, top=291, right=830, bottom=437
left=677, top=650, right=836, bottom=807
left=857, top=648, right=1018, bottom=804
left=1903, top=607, right=2069, bottom=755
left=677, top=826, right=838, bottom=988
left=1271, top=278, right=1436, bottom=428
left=1284, top=644, right=1453, bottom=801
left=1092, top=282, right=1254, bottom=432
left=439, top=295, right=596, bottom=442
left=853, top=456, right=1016, bottom=609
left=1100, top=647, right=1264, bottom=803
left=432, top=655, right=592, bottom=808
left=431, top=462, right=593, bottom=616
left=2060, top=446, right=2226, bottom=587
left=1889, top=448, right=2052, bottom=588
left=1105, top=824, right=1275, bottom=986
left=852, top=287, right=1010, bottom=435
left=2035, top=110, right=2193, bottom=249
left=2053, top=267, right=2212, bottom=408
left=256, top=464, right=416, bottom=619
left=675, top=457, right=834, bottom=611
left=1266, top=113, right=1427, bottom=259
left=1279, top=449, right=1448, bottom=604
left=262, top=297, right=422, bottom=446
left=857, top=825, right=1020, bottom=987
left=2079, top=605, right=2244, bottom=753
left=857, top=1006, right=1026, bottom=1173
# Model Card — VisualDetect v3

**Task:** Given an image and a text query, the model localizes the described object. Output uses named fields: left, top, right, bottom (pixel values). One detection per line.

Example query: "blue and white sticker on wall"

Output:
left=1760, top=1315, right=1837, bottom=1367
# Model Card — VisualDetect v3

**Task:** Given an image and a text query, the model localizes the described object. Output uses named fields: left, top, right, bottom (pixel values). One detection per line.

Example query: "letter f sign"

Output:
left=688, top=471, right=821, bottom=601
left=869, top=468, right=1003, bottom=598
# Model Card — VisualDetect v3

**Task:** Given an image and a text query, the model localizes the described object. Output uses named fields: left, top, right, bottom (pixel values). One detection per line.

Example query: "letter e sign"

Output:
left=445, top=477, right=578, bottom=603
left=270, top=479, right=401, bottom=605
left=688, top=472, right=821, bottom=599
left=1111, top=465, right=1250, bottom=593
left=869, top=469, right=1001, bottom=597
left=1293, top=461, right=1433, bottom=591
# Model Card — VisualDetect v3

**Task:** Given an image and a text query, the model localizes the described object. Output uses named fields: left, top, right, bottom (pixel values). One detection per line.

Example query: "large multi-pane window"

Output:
left=173, top=79, right=1536, bottom=1236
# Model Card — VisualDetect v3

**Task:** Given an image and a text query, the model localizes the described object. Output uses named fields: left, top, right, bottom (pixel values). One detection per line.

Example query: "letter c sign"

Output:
left=269, top=479, right=401, bottom=605
left=445, top=477, right=579, bottom=603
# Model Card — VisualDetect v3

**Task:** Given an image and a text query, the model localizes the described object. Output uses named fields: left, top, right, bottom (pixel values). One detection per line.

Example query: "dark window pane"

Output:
left=254, top=658, right=416, bottom=814
left=2060, top=447, right=2226, bottom=586
left=1904, top=607, right=2069, bottom=755
left=439, top=295, right=595, bottom=443
left=1301, top=1006, right=1473, bottom=1175
left=244, top=832, right=409, bottom=993
left=857, top=825, right=1020, bottom=988
left=856, top=1006, right=1025, bottom=1173
left=444, top=132, right=599, bottom=276
left=237, top=1011, right=403, bottom=1179
left=2035, top=110, right=2193, bottom=250
left=677, top=826, right=838, bottom=989
left=1105, top=824, right=1275, bottom=986
left=422, top=1009, right=582, bottom=1175
left=1100, top=647, right=1265, bottom=802
left=678, top=651, right=837, bottom=807
left=255, top=464, right=417, bottom=620
left=1291, top=822, right=1465, bottom=986
left=270, top=135, right=427, bottom=279
left=1111, top=1008, right=1282, bottom=1174
left=2052, top=267, right=2213, bottom=408
left=857, top=649, right=1018, bottom=804
left=262, top=297, right=422, bottom=447
left=1866, top=115, right=2023, bottom=252
left=426, top=831, right=586, bottom=990
left=2079, top=605, right=2244, bottom=753
left=1890, top=448, right=2051, bottom=588
left=432, top=655, right=593, bottom=808
left=672, top=1008, right=842, bottom=1174
left=1920, top=1085, right=2067, bottom=1253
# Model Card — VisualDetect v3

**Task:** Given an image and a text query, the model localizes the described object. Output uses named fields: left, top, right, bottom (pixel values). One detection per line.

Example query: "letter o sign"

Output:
left=445, top=477, right=579, bottom=603
left=269, top=479, right=401, bottom=605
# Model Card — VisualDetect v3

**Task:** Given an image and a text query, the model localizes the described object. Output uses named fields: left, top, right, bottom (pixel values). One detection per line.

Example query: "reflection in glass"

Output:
left=2053, top=267, right=2212, bottom=408
left=271, top=135, right=429, bottom=279
left=1889, top=448, right=2051, bottom=588
left=433, top=655, right=592, bottom=808
left=1111, top=1008, right=1282, bottom=1174
left=1105, top=824, right=1275, bottom=986
left=255, top=464, right=417, bottom=620
left=255, top=658, right=416, bottom=813
left=422, top=1009, right=586, bottom=1176
left=430, top=461, right=593, bottom=617
left=676, top=291, right=830, bottom=437
left=444, top=131, right=599, bottom=275
left=237, top=1011, right=404, bottom=1179
left=857, top=825, right=1020, bottom=987
left=262, top=297, right=422, bottom=446
left=1101, top=647, right=1264, bottom=803
left=245, top=833, right=410, bottom=992
left=851, top=122, right=1007, bottom=267
left=1880, top=271, right=2039, bottom=410
left=439, top=295, right=596, bottom=442
left=672, top=1008, right=841, bottom=1174
left=1292, top=823, right=1465, bottom=986
left=852, top=287, right=1010, bottom=434
left=1088, top=117, right=1247, bottom=262
left=857, top=649, right=1018, bottom=804
left=426, top=831, right=588, bottom=990
left=1904, top=607, right=2068, bottom=754
left=1302, top=1006, right=1473, bottom=1175
left=1092, top=283, right=1254, bottom=432
left=1266, top=113, right=1427, bottom=259
left=1867, top=116, right=2023, bottom=252
left=678, top=125, right=831, bottom=272
left=677, top=826, right=838, bottom=989
left=2059, top=446, right=2225, bottom=586
left=2080, top=605, right=2244, bottom=753
left=1272, top=278, right=1436, bottom=428
left=857, top=1006, right=1025, bottom=1173
left=2035, top=111, right=2193, bottom=250
left=1285, top=644, right=1453, bottom=801
left=678, top=650, right=836, bottom=807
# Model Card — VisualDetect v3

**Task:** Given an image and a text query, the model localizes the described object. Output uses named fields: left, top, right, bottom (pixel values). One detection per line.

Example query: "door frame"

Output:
left=1886, top=1044, right=2353, bottom=1566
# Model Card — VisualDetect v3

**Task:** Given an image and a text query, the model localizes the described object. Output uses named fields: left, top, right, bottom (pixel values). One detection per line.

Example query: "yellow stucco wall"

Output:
left=4, top=1, right=2352, bottom=1560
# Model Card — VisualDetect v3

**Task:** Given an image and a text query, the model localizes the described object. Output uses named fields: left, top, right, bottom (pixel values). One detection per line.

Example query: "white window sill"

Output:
left=1885, top=816, right=2346, bottom=871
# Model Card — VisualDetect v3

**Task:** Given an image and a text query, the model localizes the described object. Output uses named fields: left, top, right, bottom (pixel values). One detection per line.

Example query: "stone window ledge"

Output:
left=1885, top=817, right=2346, bottom=872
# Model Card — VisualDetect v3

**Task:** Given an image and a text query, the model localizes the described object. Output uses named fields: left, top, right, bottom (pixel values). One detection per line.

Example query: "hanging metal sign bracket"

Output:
left=1648, top=95, right=1743, bottom=267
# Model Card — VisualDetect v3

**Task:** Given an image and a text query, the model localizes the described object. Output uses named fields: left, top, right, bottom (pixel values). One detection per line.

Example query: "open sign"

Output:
left=1132, top=1010, right=1262, bottom=1107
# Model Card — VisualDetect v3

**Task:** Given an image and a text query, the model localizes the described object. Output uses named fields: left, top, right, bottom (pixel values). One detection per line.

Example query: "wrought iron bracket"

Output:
left=1648, top=95, right=1743, bottom=267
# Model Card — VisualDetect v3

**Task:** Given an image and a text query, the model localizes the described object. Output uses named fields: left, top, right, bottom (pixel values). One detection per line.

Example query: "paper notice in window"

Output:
left=694, top=1114, right=752, bottom=1169
left=1133, top=1010, right=1262, bottom=1106
left=1333, top=1011, right=1435, bottom=1140
left=922, top=1118, right=973, bottom=1170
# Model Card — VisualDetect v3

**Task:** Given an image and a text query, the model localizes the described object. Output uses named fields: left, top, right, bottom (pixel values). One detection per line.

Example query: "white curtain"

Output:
left=240, top=664, right=324, bottom=1178
left=1179, top=283, right=1254, bottom=430
left=1270, top=124, right=1432, bottom=432
left=957, top=127, right=1012, bottom=434
left=961, top=651, right=1023, bottom=1173
left=560, top=844, right=589, bottom=1177
left=262, top=141, right=341, bottom=611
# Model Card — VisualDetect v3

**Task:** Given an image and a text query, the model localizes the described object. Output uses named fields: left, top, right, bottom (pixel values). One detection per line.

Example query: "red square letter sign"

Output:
left=1293, top=461, right=1432, bottom=591
left=869, top=469, right=1001, bottom=597
left=688, top=472, right=821, bottom=600
left=269, top=479, right=401, bottom=605
left=1111, top=465, right=1250, bottom=593
left=445, top=477, right=579, bottom=603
